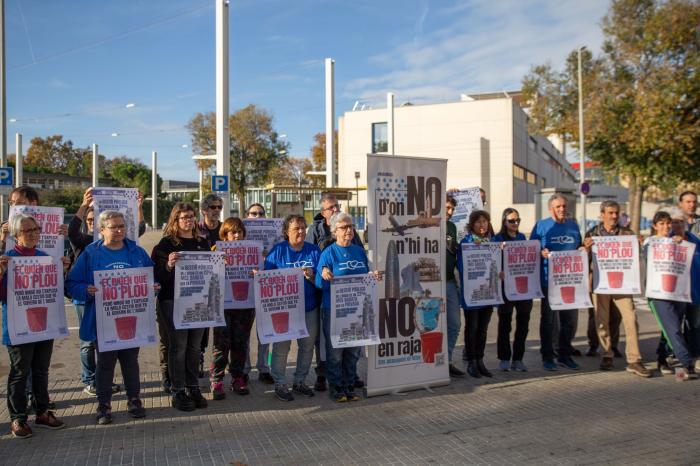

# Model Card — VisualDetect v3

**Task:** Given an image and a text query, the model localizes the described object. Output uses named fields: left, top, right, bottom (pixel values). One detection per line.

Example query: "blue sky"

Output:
left=5, top=0, right=607, bottom=181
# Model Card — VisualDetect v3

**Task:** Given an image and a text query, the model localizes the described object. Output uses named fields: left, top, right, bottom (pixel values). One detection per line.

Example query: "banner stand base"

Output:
left=365, top=378, right=450, bottom=398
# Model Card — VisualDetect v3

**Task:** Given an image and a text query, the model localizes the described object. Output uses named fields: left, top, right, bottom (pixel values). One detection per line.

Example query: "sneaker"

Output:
left=188, top=388, right=208, bottom=409
left=83, top=384, right=97, bottom=396
left=34, top=411, right=65, bottom=430
left=498, top=360, right=510, bottom=372
left=330, top=386, right=347, bottom=403
left=612, top=347, right=623, bottom=358
left=585, top=347, right=597, bottom=357
left=274, top=384, right=294, bottom=402
left=162, top=379, right=172, bottom=395
left=258, top=372, right=274, bottom=385
left=292, top=382, right=315, bottom=397
left=111, top=384, right=122, bottom=394
left=171, top=390, right=196, bottom=412
left=314, top=376, right=327, bottom=392
left=599, top=357, right=614, bottom=371
left=211, top=381, right=226, bottom=400
left=557, top=356, right=580, bottom=370
left=543, top=360, right=559, bottom=371
left=96, top=406, right=112, bottom=425
left=449, top=364, right=466, bottom=378
left=626, top=362, right=652, bottom=378
left=232, top=376, right=250, bottom=395
left=353, top=378, right=365, bottom=389
left=10, top=419, right=33, bottom=438
left=511, top=361, right=528, bottom=372
left=658, top=361, right=674, bottom=375
left=127, top=398, right=146, bottom=418
left=345, top=388, right=360, bottom=402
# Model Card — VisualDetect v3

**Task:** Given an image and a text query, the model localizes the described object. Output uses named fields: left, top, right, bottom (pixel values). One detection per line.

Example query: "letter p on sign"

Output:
left=212, top=175, right=228, bottom=193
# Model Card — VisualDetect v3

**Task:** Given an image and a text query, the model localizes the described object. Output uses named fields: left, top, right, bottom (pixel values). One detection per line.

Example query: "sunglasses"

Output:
left=506, top=218, right=521, bottom=224
left=208, top=205, right=223, bottom=210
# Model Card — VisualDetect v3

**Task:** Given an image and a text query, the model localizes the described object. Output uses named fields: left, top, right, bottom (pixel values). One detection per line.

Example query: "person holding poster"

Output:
left=677, top=192, right=700, bottom=372
left=151, top=203, right=211, bottom=411
left=530, top=194, right=582, bottom=371
left=457, top=210, right=499, bottom=378
left=1, top=214, right=69, bottom=438
left=493, top=208, right=533, bottom=372
left=209, top=218, right=257, bottom=400
left=66, top=211, right=155, bottom=425
left=444, top=195, right=465, bottom=378
left=316, top=212, right=380, bottom=403
left=265, top=215, right=321, bottom=401
left=582, top=201, right=650, bottom=377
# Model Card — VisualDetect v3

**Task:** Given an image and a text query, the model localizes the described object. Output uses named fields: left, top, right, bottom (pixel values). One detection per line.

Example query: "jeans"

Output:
left=95, top=343, right=140, bottom=407
left=321, top=308, right=361, bottom=390
left=497, top=299, right=532, bottom=362
left=160, top=300, right=205, bottom=390
left=464, top=307, right=493, bottom=361
left=649, top=299, right=693, bottom=367
left=7, top=339, right=53, bottom=421
left=244, top=342, right=271, bottom=375
left=75, top=303, right=96, bottom=386
left=271, top=308, right=319, bottom=385
left=210, top=308, right=255, bottom=382
left=684, top=304, right=700, bottom=358
left=156, top=300, right=169, bottom=381
left=540, top=295, right=577, bottom=361
left=445, top=280, right=462, bottom=363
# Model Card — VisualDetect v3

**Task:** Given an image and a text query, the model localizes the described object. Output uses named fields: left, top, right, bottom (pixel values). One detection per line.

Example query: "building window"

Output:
left=513, top=164, right=525, bottom=181
left=526, top=170, right=536, bottom=185
left=372, top=122, right=388, bottom=153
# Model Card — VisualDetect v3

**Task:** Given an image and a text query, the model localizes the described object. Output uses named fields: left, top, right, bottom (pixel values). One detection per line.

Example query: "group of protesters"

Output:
left=2, top=184, right=698, bottom=439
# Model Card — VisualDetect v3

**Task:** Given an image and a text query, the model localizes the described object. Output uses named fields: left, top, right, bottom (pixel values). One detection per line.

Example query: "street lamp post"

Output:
left=354, top=171, right=360, bottom=226
left=577, top=46, right=587, bottom=231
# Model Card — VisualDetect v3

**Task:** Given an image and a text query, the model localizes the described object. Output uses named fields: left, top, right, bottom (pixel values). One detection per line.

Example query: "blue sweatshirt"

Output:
left=529, top=218, right=581, bottom=287
left=65, top=238, right=153, bottom=342
left=315, top=242, right=369, bottom=309
left=264, top=241, right=321, bottom=311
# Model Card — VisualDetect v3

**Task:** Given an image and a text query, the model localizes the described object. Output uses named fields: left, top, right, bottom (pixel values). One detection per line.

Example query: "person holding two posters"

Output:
left=265, top=215, right=321, bottom=401
left=151, top=203, right=211, bottom=411
left=66, top=211, right=155, bottom=425
left=1, top=214, right=69, bottom=438
left=583, top=201, right=651, bottom=377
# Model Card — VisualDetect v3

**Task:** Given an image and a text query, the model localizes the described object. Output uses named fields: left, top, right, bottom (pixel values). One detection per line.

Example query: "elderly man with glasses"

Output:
left=198, top=193, right=224, bottom=245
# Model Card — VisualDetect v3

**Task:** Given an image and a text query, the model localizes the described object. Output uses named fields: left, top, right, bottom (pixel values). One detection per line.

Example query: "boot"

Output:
left=466, top=360, right=481, bottom=378
left=476, top=359, right=493, bottom=378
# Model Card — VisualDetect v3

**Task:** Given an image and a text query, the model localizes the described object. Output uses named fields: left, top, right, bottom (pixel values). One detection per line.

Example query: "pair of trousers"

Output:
left=649, top=299, right=693, bottom=367
left=75, top=303, right=96, bottom=386
left=210, top=308, right=255, bottom=382
left=271, top=308, right=319, bottom=385
left=160, top=300, right=205, bottom=390
left=314, top=308, right=326, bottom=377
left=321, top=308, right=361, bottom=389
left=587, top=306, right=620, bottom=350
left=684, top=304, right=700, bottom=358
left=244, top=342, right=271, bottom=375
left=464, top=307, right=493, bottom=361
left=445, top=280, right=462, bottom=363
left=6, top=339, right=53, bottom=421
left=594, top=294, right=640, bottom=363
left=95, top=343, right=140, bottom=407
left=156, top=300, right=169, bottom=381
left=540, top=295, right=577, bottom=361
left=497, top=299, right=532, bottom=361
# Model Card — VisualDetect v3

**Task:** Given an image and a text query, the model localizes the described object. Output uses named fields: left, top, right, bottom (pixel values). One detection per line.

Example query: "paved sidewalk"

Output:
left=0, top=300, right=698, bottom=465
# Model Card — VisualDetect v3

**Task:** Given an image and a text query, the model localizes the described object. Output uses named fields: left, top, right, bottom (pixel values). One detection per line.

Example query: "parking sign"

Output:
left=211, top=175, right=229, bottom=193
left=0, top=167, right=14, bottom=195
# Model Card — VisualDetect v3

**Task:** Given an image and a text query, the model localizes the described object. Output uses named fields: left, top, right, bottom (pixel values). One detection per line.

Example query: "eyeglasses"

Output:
left=506, top=218, right=521, bottom=224
left=178, top=215, right=196, bottom=221
left=104, top=224, right=126, bottom=231
left=336, top=224, right=354, bottom=231
left=248, top=210, right=264, bottom=217
left=324, top=203, right=340, bottom=212
left=85, top=218, right=95, bottom=223
left=288, top=226, right=306, bottom=232
left=208, top=205, right=223, bottom=210
left=20, top=227, right=41, bottom=234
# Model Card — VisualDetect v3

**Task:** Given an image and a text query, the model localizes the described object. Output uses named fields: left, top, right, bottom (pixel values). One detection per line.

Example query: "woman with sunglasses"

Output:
left=493, top=208, right=532, bottom=372
left=151, top=203, right=212, bottom=411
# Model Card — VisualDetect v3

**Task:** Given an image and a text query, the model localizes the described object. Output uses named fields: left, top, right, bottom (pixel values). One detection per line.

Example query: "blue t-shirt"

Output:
left=529, top=218, right=581, bottom=287
left=315, top=243, right=369, bottom=309
left=264, top=241, right=321, bottom=312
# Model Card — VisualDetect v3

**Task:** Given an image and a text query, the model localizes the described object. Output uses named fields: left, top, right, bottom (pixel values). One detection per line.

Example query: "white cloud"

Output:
left=48, top=78, right=69, bottom=89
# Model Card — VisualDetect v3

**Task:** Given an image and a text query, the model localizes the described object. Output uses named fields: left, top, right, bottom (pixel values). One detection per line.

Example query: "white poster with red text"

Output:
left=254, top=268, right=307, bottom=344
left=645, top=237, right=694, bottom=302
left=242, top=218, right=284, bottom=256
left=592, top=235, right=641, bottom=295
left=92, top=187, right=140, bottom=244
left=7, top=205, right=65, bottom=260
left=547, top=250, right=592, bottom=310
left=217, top=240, right=263, bottom=309
left=503, top=240, right=543, bottom=301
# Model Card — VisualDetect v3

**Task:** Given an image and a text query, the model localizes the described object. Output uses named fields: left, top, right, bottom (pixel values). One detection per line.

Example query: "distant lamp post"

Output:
left=577, top=45, right=587, bottom=232
left=354, top=171, right=360, bottom=225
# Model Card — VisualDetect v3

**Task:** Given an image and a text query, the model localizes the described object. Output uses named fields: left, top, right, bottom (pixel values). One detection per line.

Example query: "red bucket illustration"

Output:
left=26, top=307, right=48, bottom=332
left=115, top=316, right=137, bottom=340
left=270, top=312, right=289, bottom=333
left=231, top=281, right=249, bottom=301
left=560, top=286, right=576, bottom=304
left=661, top=274, right=678, bottom=293
left=607, top=271, right=624, bottom=289
left=420, top=331, right=443, bottom=364
left=514, top=276, right=529, bottom=294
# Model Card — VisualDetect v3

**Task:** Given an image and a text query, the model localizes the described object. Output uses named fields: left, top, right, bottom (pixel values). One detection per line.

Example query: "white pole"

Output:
left=14, top=132, right=20, bottom=187
left=151, top=151, right=157, bottom=229
left=216, top=0, right=230, bottom=216
left=387, top=92, right=394, bottom=155
left=325, top=57, right=335, bottom=188
left=577, top=47, right=586, bottom=231
left=0, top=0, right=7, bottom=221
left=198, top=166, right=204, bottom=218
left=92, top=143, right=99, bottom=187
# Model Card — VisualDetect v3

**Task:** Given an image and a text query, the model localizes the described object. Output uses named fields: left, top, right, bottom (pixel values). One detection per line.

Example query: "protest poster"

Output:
left=330, top=274, right=380, bottom=348
left=242, top=218, right=284, bottom=256
left=7, top=205, right=65, bottom=260
left=94, top=267, right=156, bottom=351
left=91, top=187, right=140, bottom=243
left=592, top=235, right=641, bottom=295
left=547, top=250, right=592, bottom=310
left=6, top=256, right=68, bottom=345
left=450, top=187, right=484, bottom=241
left=461, top=243, right=504, bottom=307
left=645, top=237, right=695, bottom=302
left=173, top=252, right=226, bottom=329
left=503, top=240, right=543, bottom=300
left=254, top=268, right=307, bottom=344
left=366, top=154, right=449, bottom=397
left=216, top=240, right=263, bottom=309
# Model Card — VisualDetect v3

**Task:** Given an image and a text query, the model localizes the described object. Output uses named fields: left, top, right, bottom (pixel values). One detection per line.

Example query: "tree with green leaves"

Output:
left=105, top=156, right=162, bottom=197
left=307, top=131, right=336, bottom=187
left=25, top=135, right=101, bottom=177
